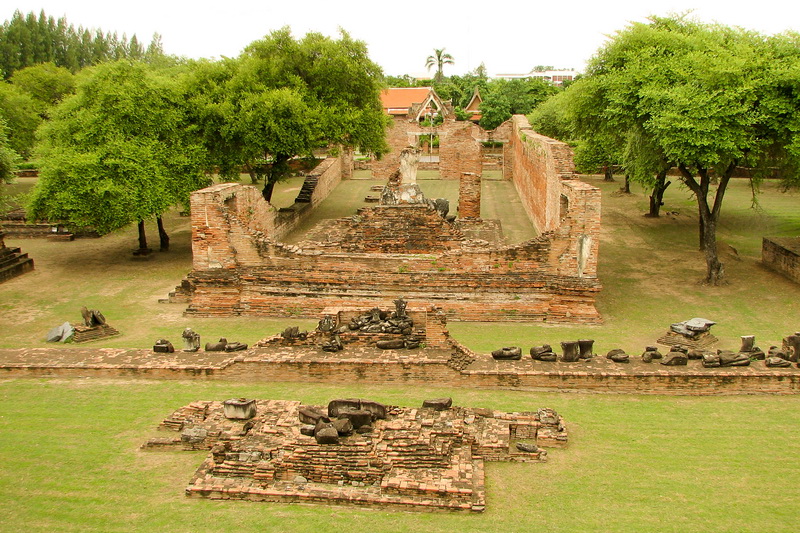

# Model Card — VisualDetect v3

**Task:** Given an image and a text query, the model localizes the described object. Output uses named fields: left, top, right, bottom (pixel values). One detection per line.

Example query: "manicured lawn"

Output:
left=1, top=379, right=798, bottom=532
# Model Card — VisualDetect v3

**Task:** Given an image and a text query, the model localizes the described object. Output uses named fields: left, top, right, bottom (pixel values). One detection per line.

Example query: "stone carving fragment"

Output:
left=530, top=344, right=557, bottom=361
left=641, top=346, right=663, bottom=363
left=181, top=328, right=201, bottom=352
left=80, top=306, right=106, bottom=327
left=491, top=347, right=522, bottom=360
left=560, top=341, right=580, bottom=362
left=765, top=357, right=792, bottom=368
left=223, top=398, right=257, bottom=420
left=606, top=348, right=629, bottom=363
left=153, top=339, right=175, bottom=353
left=422, top=398, right=452, bottom=411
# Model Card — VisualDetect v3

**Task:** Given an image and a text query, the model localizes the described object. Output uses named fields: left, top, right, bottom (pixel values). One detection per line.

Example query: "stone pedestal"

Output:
left=223, top=398, right=257, bottom=420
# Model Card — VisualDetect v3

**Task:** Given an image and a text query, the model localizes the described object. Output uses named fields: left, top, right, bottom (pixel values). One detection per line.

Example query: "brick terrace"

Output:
left=3, top=341, right=799, bottom=394
left=142, top=398, right=565, bottom=512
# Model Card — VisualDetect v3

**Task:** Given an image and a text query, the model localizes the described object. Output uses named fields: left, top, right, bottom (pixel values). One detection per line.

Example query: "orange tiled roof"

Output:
left=381, top=87, right=433, bottom=115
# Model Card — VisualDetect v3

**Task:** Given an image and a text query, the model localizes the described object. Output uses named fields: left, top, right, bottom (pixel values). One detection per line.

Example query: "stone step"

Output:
left=0, top=250, right=34, bottom=282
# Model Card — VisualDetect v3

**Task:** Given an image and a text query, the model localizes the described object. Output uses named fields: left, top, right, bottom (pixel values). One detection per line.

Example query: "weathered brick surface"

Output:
left=439, top=121, right=483, bottom=180
left=3, top=343, right=800, bottom=394
left=143, top=399, right=561, bottom=512
left=762, top=237, right=800, bottom=285
left=458, top=172, right=481, bottom=219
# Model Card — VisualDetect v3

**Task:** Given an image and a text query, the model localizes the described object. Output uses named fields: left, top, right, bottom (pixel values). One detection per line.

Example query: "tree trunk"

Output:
left=700, top=213, right=723, bottom=284
left=136, top=219, right=150, bottom=255
left=698, top=201, right=706, bottom=251
left=647, top=171, right=670, bottom=217
left=603, top=165, right=615, bottom=181
left=244, top=163, right=259, bottom=184
left=157, top=216, right=169, bottom=252
left=678, top=163, right=735, bottom=285
left=262, top=180, right=276, bottom=203
left=263, top=154, right=289, bottom=203
left=621, top=175, right=631, bottom=194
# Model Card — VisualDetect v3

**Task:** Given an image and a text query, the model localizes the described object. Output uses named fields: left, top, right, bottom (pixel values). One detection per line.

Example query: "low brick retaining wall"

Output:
left=2, top=346, right=798, bottom=395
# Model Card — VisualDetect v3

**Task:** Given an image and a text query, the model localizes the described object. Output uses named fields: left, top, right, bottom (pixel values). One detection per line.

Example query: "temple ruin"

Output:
left=169, top=113, right=602, bottom=323
left=143, top=397, right=567, bottom=512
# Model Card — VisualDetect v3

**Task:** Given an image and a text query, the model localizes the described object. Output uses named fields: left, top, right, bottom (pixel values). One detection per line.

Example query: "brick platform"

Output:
left=142, top=398, right=565, bottom=512
left=3, top=341, right=800, bottom=394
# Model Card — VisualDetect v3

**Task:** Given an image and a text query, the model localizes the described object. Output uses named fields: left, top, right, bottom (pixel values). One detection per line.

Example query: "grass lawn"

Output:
left=1, top=380, right=798, bottom=532
left=1, top=173, right=800, bottom=531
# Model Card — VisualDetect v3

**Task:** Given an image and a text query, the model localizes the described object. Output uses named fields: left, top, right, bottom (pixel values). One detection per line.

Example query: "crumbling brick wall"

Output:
left=182, top=115, right=602, bottom=323
left=439, top=121, right=482, bottom=180
left=763, top=237, right=800, bottom=285
left=300, top=204, right=465, bottom=254
left=190, top=155, right=346, bottom=270
left=373, top=118, right=483, bottom=181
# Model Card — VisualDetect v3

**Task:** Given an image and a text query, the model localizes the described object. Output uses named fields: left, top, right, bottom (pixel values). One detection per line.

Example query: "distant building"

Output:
left=493, top=69, right=578, bottom=85
left=463, top=87, right=482, bottom=122
left=379, top=87, right=453, bottom=121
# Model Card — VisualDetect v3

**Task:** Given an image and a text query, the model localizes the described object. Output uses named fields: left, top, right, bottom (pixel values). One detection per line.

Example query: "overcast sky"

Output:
left=8, top=1, right=800, bottom=76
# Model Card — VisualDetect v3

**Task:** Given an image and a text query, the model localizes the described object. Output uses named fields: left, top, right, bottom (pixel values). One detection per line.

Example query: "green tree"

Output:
left=28, top=60, right=209, bottom=252
left=575, top=15, right=800, bottom=284
left=9, top=62, right=75, bottom=116
left=0, top=117, right=19, bottom=183
left=479, top=78, right=558, bottom=130
left=0, top=81, right=41, bottom=159
left=186, top=28, right=389, bottom=202
left=0, top=10, right=162, bottom=78
left=425, top=48, right=454, bottom=83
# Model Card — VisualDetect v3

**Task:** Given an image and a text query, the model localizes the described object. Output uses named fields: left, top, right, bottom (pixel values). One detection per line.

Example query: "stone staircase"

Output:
left=0, top=233, right=34, bottom=283
left=294, top=175, right=319, bottom=203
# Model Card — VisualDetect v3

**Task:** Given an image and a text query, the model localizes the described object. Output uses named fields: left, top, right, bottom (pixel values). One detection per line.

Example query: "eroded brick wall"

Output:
left=439, top=121, right=482, bottom=180
left=191, top=156, right=344, bottom=270
left=763, top=237, right=800, bottom=285
left=373, top=119, right=483, bottom=181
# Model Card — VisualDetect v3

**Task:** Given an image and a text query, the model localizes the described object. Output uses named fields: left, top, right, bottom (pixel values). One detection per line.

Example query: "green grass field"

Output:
left=1, top=173, right=800, bottom=531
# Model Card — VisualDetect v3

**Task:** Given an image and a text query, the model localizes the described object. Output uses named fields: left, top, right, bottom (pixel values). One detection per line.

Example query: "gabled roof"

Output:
left=381, top=87, right=452, bottom=120
left=381, top=87, right=435, bottom=116
left=464, top=87, right=482, bottom=112
left=464, top=87, right=482, bottom=121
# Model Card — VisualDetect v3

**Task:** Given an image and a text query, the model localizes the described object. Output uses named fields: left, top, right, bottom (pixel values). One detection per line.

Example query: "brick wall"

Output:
left=763, top=237, right=800, bottom=284
left=373, top=118, right=484, bottom=181
left=5, top=349, right=799, bottom=394
left=458, top=173, right=481, bottom=219
left=439, top=121, right=482, bottom=180
left=191, top=156, right=344, bottom=270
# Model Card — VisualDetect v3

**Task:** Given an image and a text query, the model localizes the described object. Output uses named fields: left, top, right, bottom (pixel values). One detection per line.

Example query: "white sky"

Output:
left=8, top=1, right=800, bottom=76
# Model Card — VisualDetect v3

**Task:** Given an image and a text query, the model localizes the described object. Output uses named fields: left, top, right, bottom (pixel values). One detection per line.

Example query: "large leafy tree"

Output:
left=425, top=48, right=454, bottom=83
left=28, top=60, right=209, bottom=252
left=0, top=117, right=18, bottom=183
left=0, top=81, right=40, bottom=159
left=479, top=78, right=558, bottom=130
left=186, top=28, right=389, bottom=202
left=9, top=62, right=75, bottom=116
left=570, top=15, right=800, bottom=284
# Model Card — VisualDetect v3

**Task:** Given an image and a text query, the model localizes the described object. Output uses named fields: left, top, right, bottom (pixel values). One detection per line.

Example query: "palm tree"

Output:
left=425, top=48, right=454, bottom=82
